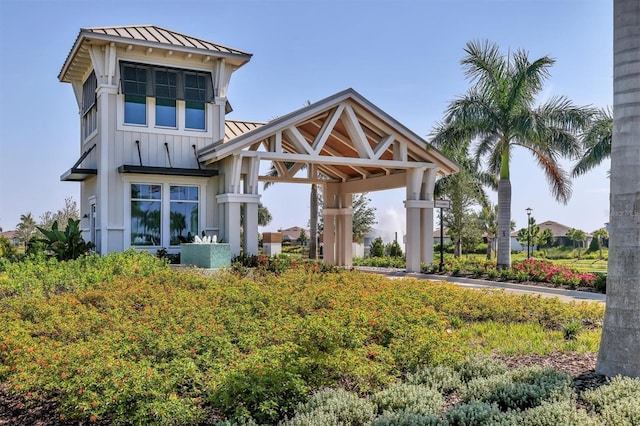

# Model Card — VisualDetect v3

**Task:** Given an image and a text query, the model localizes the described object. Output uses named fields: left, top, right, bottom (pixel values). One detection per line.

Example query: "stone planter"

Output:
left=180, top=243, right=231, bottom=269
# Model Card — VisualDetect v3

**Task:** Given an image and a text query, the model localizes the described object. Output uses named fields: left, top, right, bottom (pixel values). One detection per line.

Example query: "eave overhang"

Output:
left=117, top=165, right=218, bottom=177
left=59, top=26, right=253, bottom=83
left=60, top=168, right=98, bottom=182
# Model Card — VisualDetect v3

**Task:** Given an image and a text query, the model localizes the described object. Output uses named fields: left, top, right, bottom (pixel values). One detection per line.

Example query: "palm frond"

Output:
left=572, top=108, right=612, bottom=176
left=461, top=40, right=505, bottom=93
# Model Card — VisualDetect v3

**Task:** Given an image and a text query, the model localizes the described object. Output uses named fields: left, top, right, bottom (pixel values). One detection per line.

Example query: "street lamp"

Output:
left=526, top=207, right=533, bottom=258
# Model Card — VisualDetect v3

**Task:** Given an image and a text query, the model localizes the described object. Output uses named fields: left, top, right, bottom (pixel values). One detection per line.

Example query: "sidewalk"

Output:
left=356, top=267, right=607, bottom=304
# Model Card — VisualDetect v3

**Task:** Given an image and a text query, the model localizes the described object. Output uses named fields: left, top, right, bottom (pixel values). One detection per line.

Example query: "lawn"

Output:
left=1, top=251, right=633, bottom=425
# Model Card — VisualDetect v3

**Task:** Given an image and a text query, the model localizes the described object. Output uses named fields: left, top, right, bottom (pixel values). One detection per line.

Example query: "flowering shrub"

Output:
left=418, top=258, right=600, bottom=291
left=0, top=252, right=605, bottom=424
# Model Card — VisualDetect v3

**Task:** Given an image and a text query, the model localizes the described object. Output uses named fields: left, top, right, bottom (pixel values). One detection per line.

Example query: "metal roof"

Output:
left=59, top=25, right=252, bottom=82
left=83, top=25, right=251, bottom=56
left=224, top=120, right=265, bottom=142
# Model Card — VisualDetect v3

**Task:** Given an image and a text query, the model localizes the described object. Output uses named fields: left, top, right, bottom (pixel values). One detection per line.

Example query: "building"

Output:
left=510, top=220, right=592, bottom=251
left=59, top=25, right=458, bottom=271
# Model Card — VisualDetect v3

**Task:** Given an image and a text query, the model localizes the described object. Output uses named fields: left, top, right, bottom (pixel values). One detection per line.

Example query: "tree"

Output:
left=516, top=216, right=540, bottom=255
left=572, top=108, right=612, bottom=177
left=296, top=228, right=308, bottom=246
left=369, top=237, right=384, bottom=257
left=432, top=40, right=593, bottom=269
left=480, top=204, right=498, bottom=260
left=352, top=193, right=377, bottom=243
left=16, top=212, right=37, bottom=245
left=258, top=204, right=272, bottom=227
left=536, top=228, right=554, bottom=250
left=385, top=240, right=403, bottom=258
left=434, top=142, right=494, bottom=257
left=598, top=0, right=640, bottom=378
left=591, top=228, right=608, bottom=260
left=38, top=197, right=80, bottom=232
left=566, top=228, right=587, bottom=259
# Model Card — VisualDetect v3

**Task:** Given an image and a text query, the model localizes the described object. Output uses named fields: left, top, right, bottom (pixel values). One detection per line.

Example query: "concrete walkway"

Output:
left=356, top=267, right=607, bottom=304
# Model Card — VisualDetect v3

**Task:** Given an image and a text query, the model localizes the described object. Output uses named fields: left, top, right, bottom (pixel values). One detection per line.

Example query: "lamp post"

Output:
left=526, top=207, right=532, bottom=258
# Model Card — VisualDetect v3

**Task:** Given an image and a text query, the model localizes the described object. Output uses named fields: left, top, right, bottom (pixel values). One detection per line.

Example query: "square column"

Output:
left=336, top=192, right=353, bottom=267
left=322, top=184, right=338, bottom=265
left=216, top=193, right=260, bottom=257
left=243, top=200, right=259, bottom=255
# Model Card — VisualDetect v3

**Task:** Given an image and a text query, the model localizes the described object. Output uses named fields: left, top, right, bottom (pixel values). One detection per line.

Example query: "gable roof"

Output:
left=510, top=220, right=589, bottom=237
left=59, top=25, right=252, bottom=82
left=199, top=88, right=459, bottom=185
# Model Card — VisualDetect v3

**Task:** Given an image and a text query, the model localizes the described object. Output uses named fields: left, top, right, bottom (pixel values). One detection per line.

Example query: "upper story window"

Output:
left=155, top=69, right=177, bottom=128
left=122, top=64, right=149, bottom=125
left=82, top=71, right=98, bottom=138
left=119, top=62, right=213, bottom=131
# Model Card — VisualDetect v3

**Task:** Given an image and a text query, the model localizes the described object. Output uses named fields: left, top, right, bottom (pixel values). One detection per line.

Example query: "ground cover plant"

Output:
left=1, top=251, right=606, bottom=424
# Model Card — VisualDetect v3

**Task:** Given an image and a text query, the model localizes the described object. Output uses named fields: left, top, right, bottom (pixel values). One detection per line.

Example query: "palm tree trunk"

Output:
left=309, top=183, right=318, bottom=259
left=496, top=178, right=512, bottom=269
left=597, top=0, right=640, bottom=377
left=486, top=237, right=492, bottom=260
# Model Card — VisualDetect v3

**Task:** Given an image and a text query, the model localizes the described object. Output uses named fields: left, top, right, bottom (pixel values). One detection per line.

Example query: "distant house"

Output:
left=432, top=228, right=453, bottom=244
left=0, top=231, right=22, bottom=246
left=278, top=226, right=309, bottom=246
left=511, top=220, right=592, bottom=251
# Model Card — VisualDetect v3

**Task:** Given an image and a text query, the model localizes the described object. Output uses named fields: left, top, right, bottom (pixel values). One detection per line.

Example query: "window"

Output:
left=154, top=69, right=177, bottom=128
left=82, top=71, right=97, bottom=138
left=131, top=184, right=161, bottom=246
left=129, top=184, right=200, bottom=247
left=170, top=186, right=199, bottom=245
left=122, top=64, right=148, bottom=125
left=120, top=61, right=213, bottom=131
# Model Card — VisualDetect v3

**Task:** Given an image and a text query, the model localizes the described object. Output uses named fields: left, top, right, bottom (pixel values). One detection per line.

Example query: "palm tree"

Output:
left=432, top=40, right=593, bottom=269
left=597, top=0, right=640, bottom=378
left=480, top=204, right=497, bottom=260
left=591, top=227, right=608, bottom=260
left=433, top=141, right=495, bottom=257
left=16, top=212, right=37, bottom=245
left=572, top=108, right=612, bottom=177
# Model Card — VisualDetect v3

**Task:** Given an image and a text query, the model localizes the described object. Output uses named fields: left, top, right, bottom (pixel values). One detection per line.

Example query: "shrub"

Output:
left=371, top=410, right=445, bottom=426
left=582, top=375, right=640, bottom=425
left=480, top=367, right=574, bottom=411
left=445, top=401, right=517, bottom=426
left=518, top=400, right=602, bottom=426
left=455, top=355, right=508, bottom=383
left=284, top=388, right=377, bottom=426
left=36, top=218, right=94, bottom=261
left=371, top=383, right=443, bottom=416
left=405, top=364, right=463, bottom=394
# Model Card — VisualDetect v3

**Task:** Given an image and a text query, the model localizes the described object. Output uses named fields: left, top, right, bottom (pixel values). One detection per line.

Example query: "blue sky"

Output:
left=0, top=0, right=612, bottom=240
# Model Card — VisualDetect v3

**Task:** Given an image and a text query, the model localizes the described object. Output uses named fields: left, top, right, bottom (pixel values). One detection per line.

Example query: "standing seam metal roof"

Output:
left=82, top=25, right=251, bottom=56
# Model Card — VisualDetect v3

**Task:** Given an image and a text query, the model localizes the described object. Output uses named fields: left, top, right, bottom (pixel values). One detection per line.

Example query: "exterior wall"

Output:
left=76, top=44, right=233, bottom=254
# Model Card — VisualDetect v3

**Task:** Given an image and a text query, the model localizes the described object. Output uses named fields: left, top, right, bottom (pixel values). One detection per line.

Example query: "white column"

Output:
left=216, top=193, right=260, bottom=257
left=405, top=168, right=425, bottom=273
left=323, top=184, right=338, bottom=265
left=243, top=199, right=259, bottom=255
left=420, top=169, right=437, bottom=265
left=337, top=191, right=353, bottom=267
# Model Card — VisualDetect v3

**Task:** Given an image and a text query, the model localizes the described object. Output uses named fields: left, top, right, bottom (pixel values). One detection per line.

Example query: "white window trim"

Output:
left=117, top=95, right=212, bottom=137
left=123, top=175, right=208, bottom=252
